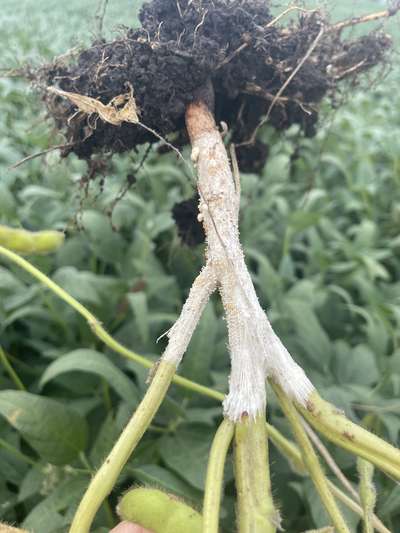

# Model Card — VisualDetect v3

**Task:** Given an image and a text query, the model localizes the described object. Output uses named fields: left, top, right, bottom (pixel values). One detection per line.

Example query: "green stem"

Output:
left=328, top=481, right=389, bottom=533
left=357, top=459, right=376, bottom=533
left=273, top=384, right=351, bottom=533
left=234, top=412, right=277, bottom=533
left=69, top=360, right=176, bottom=533
left=266, top=422, right=307, bottom=475
left=203, top=418, right=235, bottom=533
left=267, top=428, right=390, bottom=533
left=0, top=345, right=26, bottom=391
left=298, top=391, right=400, bottom=480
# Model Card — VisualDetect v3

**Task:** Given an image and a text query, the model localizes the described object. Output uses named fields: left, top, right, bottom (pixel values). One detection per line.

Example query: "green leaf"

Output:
left=380, top=412, right=400, bottom=443
left=127, top=292, right=150, bottom=344
left=89, top=412, right=121, bottom=467
left=159, top=424, right=214, bottom=490
left=337, top=344, right=379, bottom=386
left=379, top=485, right=400, bottom=518
left=52, top=267, right=103, bottom=306
left=184, top=407, right=222, bottom=426
left=181, top=301, right=218, bottom=385
left=0, top=444, right=27, bottom=485
left=288, top=211, right=321, bottom=234
left=303, top=479, right=359, bottom=531
left=0, top=183, right=16, bottom=218
left=246, top=248, right=283, bottom=303
left=364, top=315, right=390, bottom=356
left=0, top=266, right=24, bottom=294
left=39, top=349, right=138, bottom=403
left=81, top=210, right=125, bottom=263
left=22, top=500, right=64, bottom=533
left=131, top=464, right=202, bottom=502
left=3, top=305, right=52, bottom=329
left=285, top=299, right=332, bottom=369
left=0, top=390, right=88, bottom=464
left=0, top=480, right=18, bottom=520
left=19, top=464, right=46, bottom=502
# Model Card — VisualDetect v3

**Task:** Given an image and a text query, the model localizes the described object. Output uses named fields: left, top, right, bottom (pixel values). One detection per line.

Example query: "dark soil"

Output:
left=235, top=140, right=269, bottom=174
left=172, top=194, right=205, bottom=246
left=35, top=0, right=394, bottom=245
left=39, top=0, right=392, bottom=168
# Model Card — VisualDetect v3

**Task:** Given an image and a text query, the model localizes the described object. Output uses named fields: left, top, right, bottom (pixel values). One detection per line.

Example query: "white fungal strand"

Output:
left=162, top=265, right=217, bottom=365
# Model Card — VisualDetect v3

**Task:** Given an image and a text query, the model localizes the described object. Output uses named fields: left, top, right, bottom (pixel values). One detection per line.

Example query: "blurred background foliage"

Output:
left=0, top=1, right=399, bottom=531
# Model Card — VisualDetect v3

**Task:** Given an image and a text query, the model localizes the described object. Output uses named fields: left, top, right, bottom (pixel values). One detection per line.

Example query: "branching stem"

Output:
left=203, top=418, right=235, bottom=533
left=303, top=420, right=359, bottom=501
left=358, top=459, right=376, bottom=533
left=298, top=392, right=400, bottom=480
left=69, top=360, right=176, bottom=533
left=332, top=4, right=400, bottom=32
left=184, top=95, right=313, bottom=420
left=234, top=413, right=277, bottom=533
left=273, top=384, right=351, bottom=533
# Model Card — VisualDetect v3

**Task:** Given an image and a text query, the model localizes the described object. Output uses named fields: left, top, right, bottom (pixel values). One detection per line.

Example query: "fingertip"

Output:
left=110, top=520, right=154, bottom=533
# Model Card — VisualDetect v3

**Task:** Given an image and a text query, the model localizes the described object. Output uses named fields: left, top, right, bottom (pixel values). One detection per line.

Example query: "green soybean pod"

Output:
left=117, top=488, right=203, bottom=533
left=0, top=225, right=64, bottom=254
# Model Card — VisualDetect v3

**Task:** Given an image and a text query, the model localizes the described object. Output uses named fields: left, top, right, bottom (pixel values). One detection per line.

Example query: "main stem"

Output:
left=180, top=91, right=313, bottom=421
left=182, top=91, right=283, bottom=531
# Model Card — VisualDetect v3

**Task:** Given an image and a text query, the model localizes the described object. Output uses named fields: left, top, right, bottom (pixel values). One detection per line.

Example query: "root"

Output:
left=35, top=0, right=395, bottom=172
left=10, top=143, right=74, bottom=169
left=241, top=25, right=325, bottom=146
left=332, top=3, right=400, bottom=32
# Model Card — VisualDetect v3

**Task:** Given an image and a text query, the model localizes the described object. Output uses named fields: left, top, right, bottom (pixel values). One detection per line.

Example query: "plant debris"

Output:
left=48, top=85, right=139, bottom=126
left=38, top=0, right=393, bottom=168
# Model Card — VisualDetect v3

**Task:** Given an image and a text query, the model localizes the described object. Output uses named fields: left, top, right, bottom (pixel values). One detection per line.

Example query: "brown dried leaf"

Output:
left=47, top=84, right=139, bottom=125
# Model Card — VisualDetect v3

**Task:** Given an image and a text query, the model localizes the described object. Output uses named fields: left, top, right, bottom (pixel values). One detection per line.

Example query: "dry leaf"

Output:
left=47, top=84, right=139, bottom=125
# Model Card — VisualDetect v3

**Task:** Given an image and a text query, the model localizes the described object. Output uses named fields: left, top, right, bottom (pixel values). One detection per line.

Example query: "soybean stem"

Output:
left=298, top=391, right=400, bottom=480
left=69, top=360, right=176, bottom=533
left=203, top=418, right=235, bottom=533
left=234, top=413, right=277, bottom=533
left=273, top=383, right=351, bottom=533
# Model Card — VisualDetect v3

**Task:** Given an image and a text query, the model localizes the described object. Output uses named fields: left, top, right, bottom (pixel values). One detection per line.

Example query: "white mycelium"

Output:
left=162, top=101, right=314, bottom=420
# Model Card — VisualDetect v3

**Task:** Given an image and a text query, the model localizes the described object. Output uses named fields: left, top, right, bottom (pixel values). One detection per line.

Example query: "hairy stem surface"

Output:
left=234, top=413, right=277, bottom=533
left=299, top=392, right=400, bottom=480
left=203, top=418, right=235, bottom=533
left=69, top=361, right=176, bottom=533
left=274, top=384, right=351, bottom=533
left=183, top=95, right=313, bottom=420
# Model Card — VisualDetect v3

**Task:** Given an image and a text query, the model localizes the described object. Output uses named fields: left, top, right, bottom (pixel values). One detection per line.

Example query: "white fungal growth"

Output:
left=191, top=146, right=200, bottom=164
left=161, top=101, right=314, bottom=421
left=162, top=265, right=216, bottom=365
